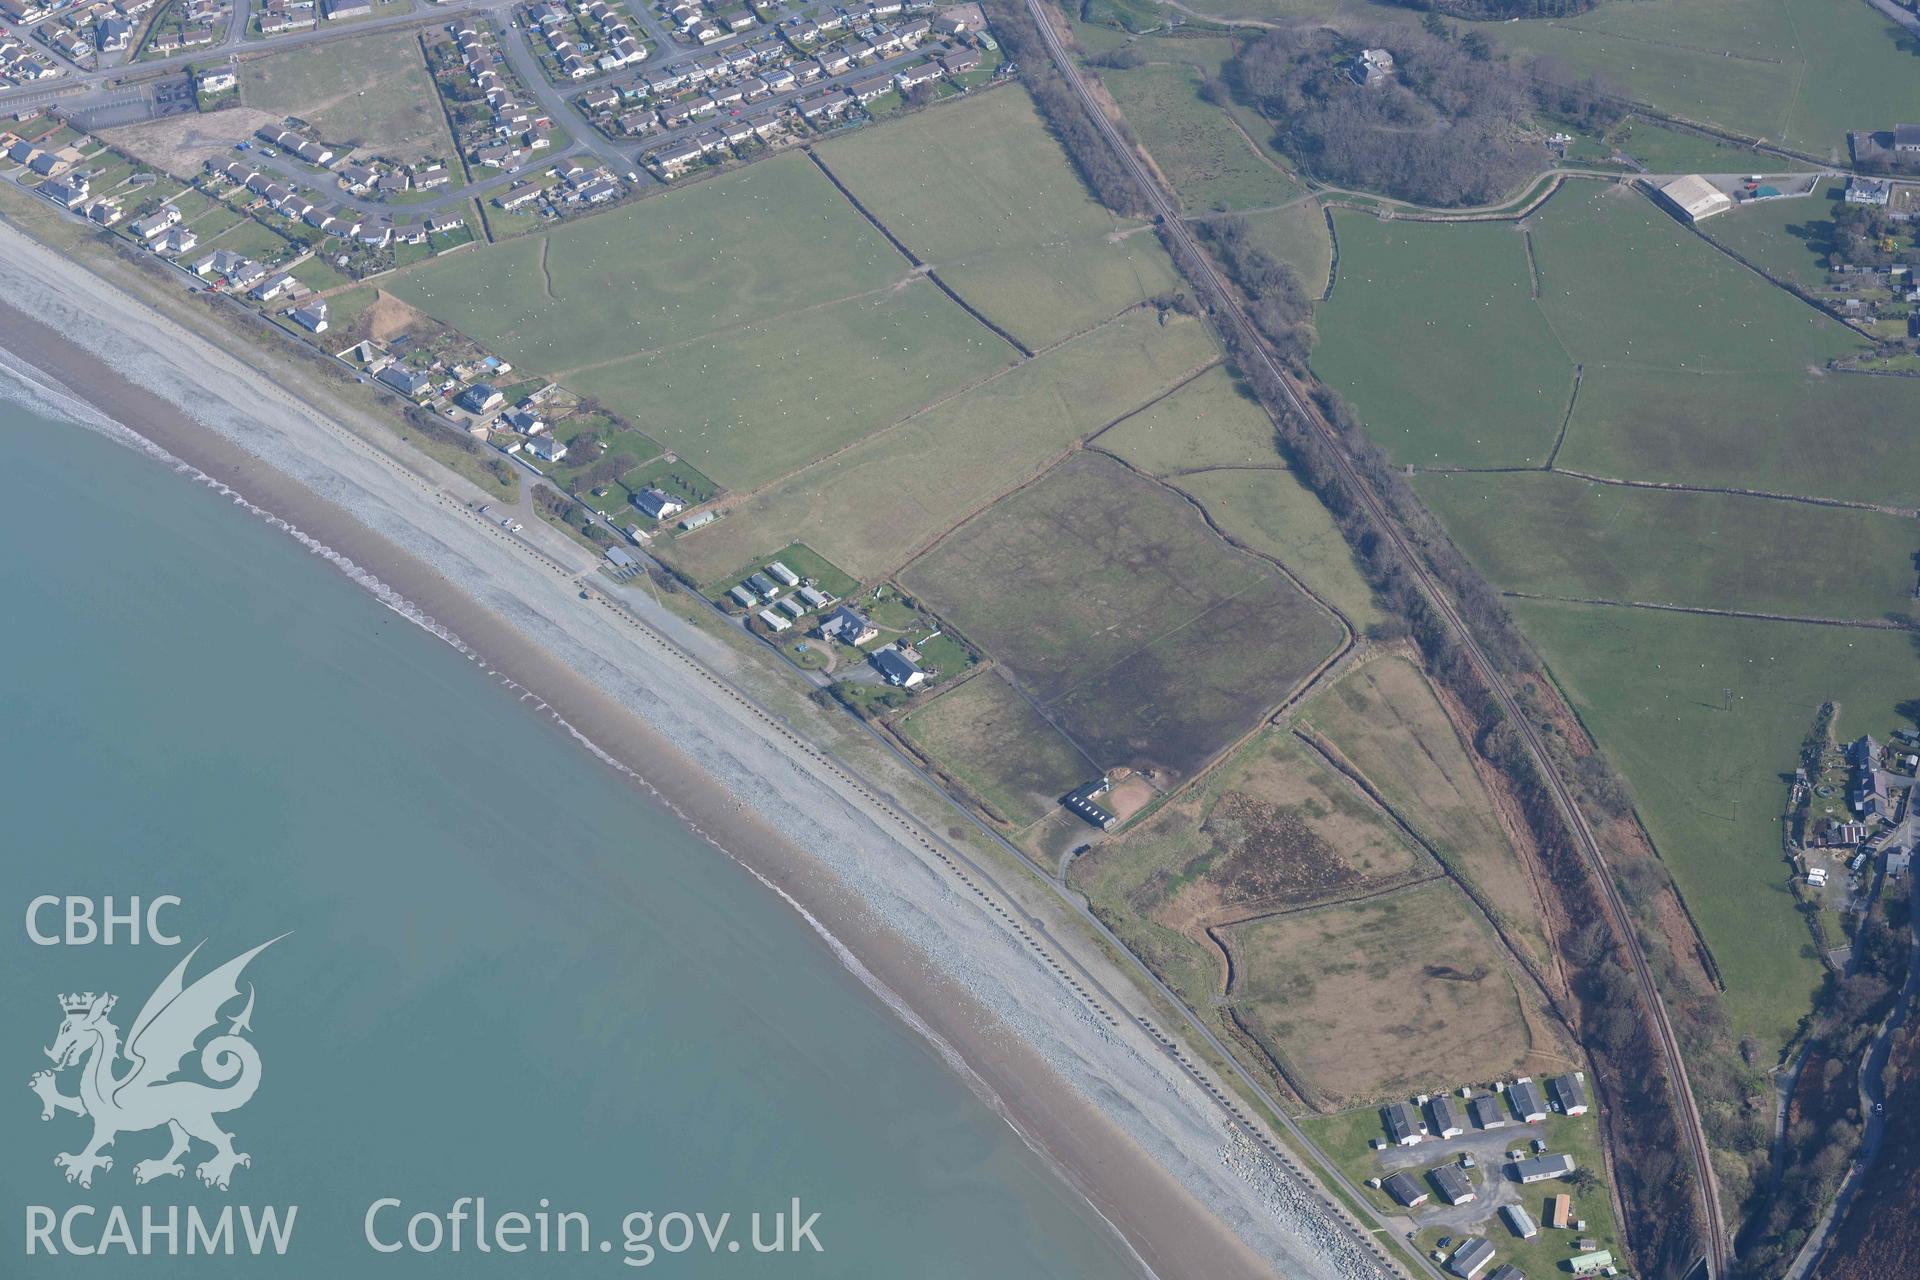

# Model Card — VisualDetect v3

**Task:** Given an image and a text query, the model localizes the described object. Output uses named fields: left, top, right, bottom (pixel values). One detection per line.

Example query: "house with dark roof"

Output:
left=1064, top=778, right=1115, bottom=830
left=376, top=364, right=432, bottom=398
left=1895, top=123, right=1920, bottom=153
left=1382, top=1171, right=1427, bottom=1207
left=1501, top=1204, right=1537, bottom=1239
left=1487, top=1265, right=1525, bottom=1280
left=1468, top=1094, right=1508, bottom=1130
left=633, top=487, right=684, bottom=520
left=1383, top=1101, right=1426, bottom=1146
left=1507, top=1079, right=1547, bottom=1124
left=1548, top=1073, right=1589, bottom=1116
left=870, top=647, right=924, bottom=688
left=457, top=383, right=503, bottom=413
left=1428, top=1095, right=1464, bottom=1138
left=821, top=606, right=877, bottom=646
left=1431, top=1163, right=1475, bottom=1205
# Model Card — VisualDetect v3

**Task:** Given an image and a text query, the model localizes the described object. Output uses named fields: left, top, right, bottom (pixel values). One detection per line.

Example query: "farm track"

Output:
left=1025, top=0, right=1730, bottom=1272
left=1407, top=463, right=1919, bottom=519
left=1499, top=591, right=1916, bottom=631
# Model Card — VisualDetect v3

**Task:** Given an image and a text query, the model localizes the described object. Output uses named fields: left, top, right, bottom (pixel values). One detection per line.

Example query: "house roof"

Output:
left=1382, top=1171, right=1426, bottom=1206
left=1548, top=1073, right=1589, bottom=1113
left=1431, top=1163, right=1474, bottom=1201
left=1468, top=1094, right=1507, bottom=1126
left=1508, top=1078, right=1547, bottom=1119
left=871, top=648, right=921, bottom=684
left=1383, top=1101, right=1423, bottom=1142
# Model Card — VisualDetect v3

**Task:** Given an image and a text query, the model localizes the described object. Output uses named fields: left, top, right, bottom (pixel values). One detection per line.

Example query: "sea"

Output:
left=0, top=397, right=1143, bottom=1276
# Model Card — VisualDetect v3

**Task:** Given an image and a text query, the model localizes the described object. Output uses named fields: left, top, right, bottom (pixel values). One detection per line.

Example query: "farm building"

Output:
left=1064, top=778, right=1116, bottom=830
left=1510, top=1153, right=1576, bottom=1184
left=1549, top=1073, right=1589, bottom=1116
left=1428, top=1095, right=1464, bottom=1138
left=1383, top=1101, right=1427, bottom=1146
left=1446, top=1238, right=1496, bottom=1279
left=1431, top=1163, right=1475, bottom=1205
left=1500, top=1204, right=1537, bottom=1239
left=1468, top=1094, right=1508, bottom=1130
left=1548, top=1193, right=1573, bottom=1229
left=1655, top=174, right=1733, bottom=223
left=634, top=487, right=685, bottom=520
left=1383, top=1171, right=1428, bottom=1207
left=1508, top=1079, right=1547, bottom=1123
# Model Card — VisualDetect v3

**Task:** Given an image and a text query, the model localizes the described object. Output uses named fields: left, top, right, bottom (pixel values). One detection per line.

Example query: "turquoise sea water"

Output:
left=0, top=405, right=1139, bottom=1276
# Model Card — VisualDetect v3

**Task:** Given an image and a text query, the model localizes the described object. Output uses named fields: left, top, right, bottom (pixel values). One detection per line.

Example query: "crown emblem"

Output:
left=59, top=992, right=114, bottom=1016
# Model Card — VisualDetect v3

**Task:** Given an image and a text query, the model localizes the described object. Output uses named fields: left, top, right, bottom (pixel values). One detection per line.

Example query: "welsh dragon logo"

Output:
left=28, top=938, right=283, bottom=1191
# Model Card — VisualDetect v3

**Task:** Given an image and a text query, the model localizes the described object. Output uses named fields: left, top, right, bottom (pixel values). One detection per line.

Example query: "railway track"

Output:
left=1017, top=2, right=1730, bottom=1273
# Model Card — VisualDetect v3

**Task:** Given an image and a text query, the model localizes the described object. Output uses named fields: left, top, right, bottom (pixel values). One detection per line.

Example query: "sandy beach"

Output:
left=0, top=212, right=1399, bottom=1280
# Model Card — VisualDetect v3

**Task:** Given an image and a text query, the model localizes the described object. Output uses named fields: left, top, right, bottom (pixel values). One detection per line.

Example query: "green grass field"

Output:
left=1232, top=201, right=1333, bottom=297
left=1553, top=366, right=1920, bottom=507
left=1416, top=471, right=1918, bottom=622
left=1102, top=63, right=1304, bottom=212
left=390, top=152, right=905, bottom=372
left=1696, top=186, right=1841, bottom=289
left=661, top=308, right=1221, bottom=583
left=1529, top=184, right=1864, bottom=373
left=239, top=31, right=450, bottom=162
left=901, top=450, right=1343, bottom=782
left=563, top=279, right=1015, bottom=490
left=1480, top=0, right=1920, bottom=157
left=1092, top=363, right=1279, bottom=472
left=1092, top=365, right=1384, bottom=629
left=1605, top=116, right=1776, bottom=175
left=1511, top=599, right=1918, bottom=1048
left=815, top=87, right=1182, bottom=348
left=1315, top=212, right=1573, bottom=467
left=899, top=672, right=1095, bottom=827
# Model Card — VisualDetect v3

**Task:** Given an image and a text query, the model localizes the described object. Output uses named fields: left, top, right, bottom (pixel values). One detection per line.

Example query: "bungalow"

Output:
left=1381, top=1171, right=1427, bottom=1208
left=458, top=383, right=504, bottom=413
left=288, top=299, right=329, bottom=332
left=1487, top=1267, right=1524, bottom=1280
left=1431, top=1163, right=1475, bottom=1205
left=1507, top=1078, right=1547, bottom=1124
left=1548, top=1073, right=1589, bottom=1117
left=425, top=211, right=466, bottom=234
left=1500, top=1205, right=1537, bottom=1240
left=524, top=433, right=566, bottom=462
left=821, top=605, right=877, bottom=646
left=376, top=363, right=433, bottom=398
left=1446, top=1239, right=1495, bottom=1280
left=355, top=219, right=392, bottom=248
left=1428, top=1095, right=1464, bottom=1139
left=870, top=647, right=924, bottom=688
left=193, top=248, right=253, bottom=279
left=633, top=486, right=684, bottom=520
left=1382, top=1101, right=1426, bottom=1146
left=1468, top=1094, right=1508, bottom=1130
left=337, top=162, right=376, bottom=191
left=83, top=197, right=122, bottom=225
left=847, top=74, right=894, bottom=103
left=577, top=178, right=620, bottom=203
left=1509, top=1153, right=1576, bottom=1185
left=413, top=163, right=451, bottom=189
left=766, top=561, right=800, bottom=587
left=496, top=181, right=544, bottom=210
left=393, top=221, right=428, bottom=246
left=745, top=572, right=780, bottom=601
left=798, top=584, right=831, bottom=609
left=323, top=0, right=371, bottom=16
left=939, top=47, right=981, bottom=75
left=892, top=61, right=941, bottom=91
left=757, top=608, right=792, bottom=632
left=728, top=584, right=757, bottom=608
left=377, top=171, right=410, bottom=196
left=648, top=141, right=709, bottom=175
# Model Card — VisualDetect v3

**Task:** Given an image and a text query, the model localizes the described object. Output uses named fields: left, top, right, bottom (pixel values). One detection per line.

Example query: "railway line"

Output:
left=1016, top=1, right=1731, bottom=1273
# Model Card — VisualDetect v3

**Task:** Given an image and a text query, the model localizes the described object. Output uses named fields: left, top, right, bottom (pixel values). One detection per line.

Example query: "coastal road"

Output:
left=1016, top=0, right=1731, bottom=1274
